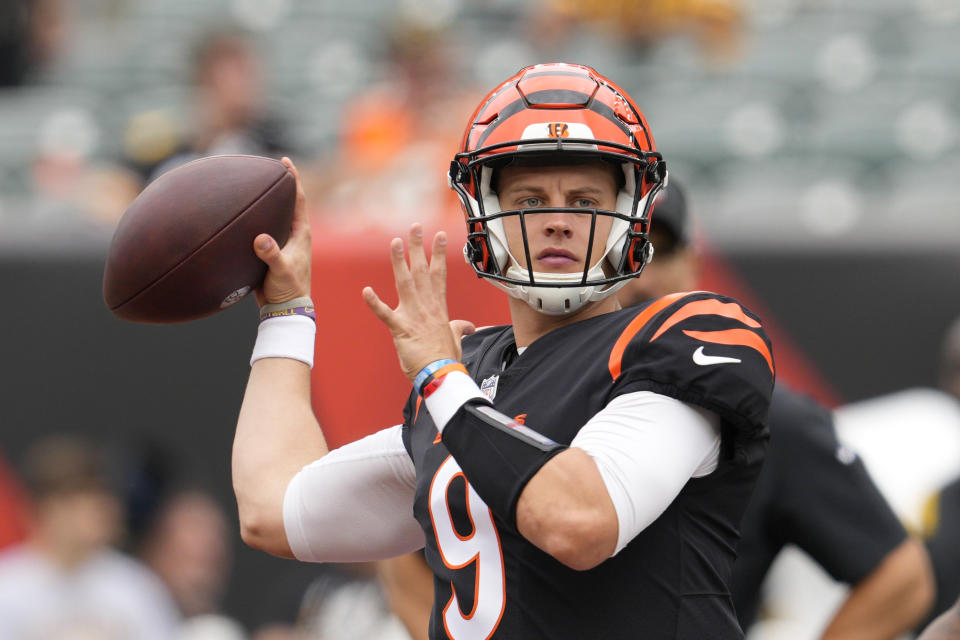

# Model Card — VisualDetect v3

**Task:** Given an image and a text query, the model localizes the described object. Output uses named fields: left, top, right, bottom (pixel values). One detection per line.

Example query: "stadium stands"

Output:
left=0, top=0, right=956, bottom=245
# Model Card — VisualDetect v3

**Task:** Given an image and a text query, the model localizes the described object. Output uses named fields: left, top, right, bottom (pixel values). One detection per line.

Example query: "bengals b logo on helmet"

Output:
left=547, top=123, right=570, bottom=138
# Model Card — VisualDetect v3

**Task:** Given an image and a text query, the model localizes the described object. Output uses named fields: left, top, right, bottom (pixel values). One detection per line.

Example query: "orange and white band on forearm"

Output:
left=422, top=370, right=485, bottom=432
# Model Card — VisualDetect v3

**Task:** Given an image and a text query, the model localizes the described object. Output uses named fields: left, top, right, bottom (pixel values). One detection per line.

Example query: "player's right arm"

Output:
left=233, top=159, right=422, bottom=560
left=233, top=157, right=319, bottom=557
left=233, top=355, right=323, bottom=557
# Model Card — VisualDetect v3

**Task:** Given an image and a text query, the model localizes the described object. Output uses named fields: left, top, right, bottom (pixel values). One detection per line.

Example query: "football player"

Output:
left=232, top=63, right=774, bottom=639
left=378, top=178, right=936, bottom=640
left=618, top=179, right=934, bottom=637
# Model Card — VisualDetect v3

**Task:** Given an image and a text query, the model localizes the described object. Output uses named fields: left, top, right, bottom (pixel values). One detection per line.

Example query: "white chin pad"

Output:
left=503, top=260, right=614, bottom=315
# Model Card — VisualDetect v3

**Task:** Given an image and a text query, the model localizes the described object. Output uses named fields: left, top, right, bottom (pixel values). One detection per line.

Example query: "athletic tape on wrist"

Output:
left=441, top=398, right=567, bottom=529
left=259, top=297, right=315, bottom=323
left=250, top=314, right=316, bottom=368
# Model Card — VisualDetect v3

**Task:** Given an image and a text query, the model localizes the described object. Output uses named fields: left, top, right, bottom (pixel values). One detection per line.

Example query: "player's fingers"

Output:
left=430, top=231, right=448, bottom=304
left=449, top=319, right=476, bottom=361
left=388, top=237, right=416, bottom=302
left=253, top=233, right=283, bottom=267
left=362, top=286, right=397, bottom=328
left=407, top=224, right=431, bottom=292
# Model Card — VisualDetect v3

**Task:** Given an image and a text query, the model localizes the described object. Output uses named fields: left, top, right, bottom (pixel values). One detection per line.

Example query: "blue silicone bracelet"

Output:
left=414, top=359, right=458, bottom=394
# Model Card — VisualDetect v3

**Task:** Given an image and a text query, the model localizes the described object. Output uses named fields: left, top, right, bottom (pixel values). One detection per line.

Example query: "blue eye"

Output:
left=522, top=197, right=542, bottom=208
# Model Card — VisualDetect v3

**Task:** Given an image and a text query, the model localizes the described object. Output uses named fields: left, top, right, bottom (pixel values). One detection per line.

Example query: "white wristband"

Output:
left=423, top=371, right=486, bottom=433
left=250, top=315, right=316, bottom=368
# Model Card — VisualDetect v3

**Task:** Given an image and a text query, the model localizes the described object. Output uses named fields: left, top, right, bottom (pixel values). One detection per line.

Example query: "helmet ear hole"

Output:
left=644, top=161, right=659, bottom=182
left=627, top=237, right=652, bottom=272
left=465, top=221, right=496, bottom=273
left=449, top=160, right=468, bottom=185
left=464, top=241, right=481, bottom=265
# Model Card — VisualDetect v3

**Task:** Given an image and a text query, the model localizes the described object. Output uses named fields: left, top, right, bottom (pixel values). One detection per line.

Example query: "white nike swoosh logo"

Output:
left=693, top=346, right=742, bottom=366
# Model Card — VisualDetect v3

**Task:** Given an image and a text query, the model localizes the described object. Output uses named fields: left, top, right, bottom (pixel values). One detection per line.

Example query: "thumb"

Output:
left=449, top=319, right=477, bottom=341
left=253, top=234, right=281, bottom=265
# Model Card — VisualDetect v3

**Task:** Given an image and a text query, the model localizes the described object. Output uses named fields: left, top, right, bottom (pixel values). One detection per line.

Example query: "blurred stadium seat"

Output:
left=0, top=0, right=956, bottom=242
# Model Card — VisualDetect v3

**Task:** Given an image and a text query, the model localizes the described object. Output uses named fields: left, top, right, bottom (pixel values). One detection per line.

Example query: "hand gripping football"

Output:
left=103, top=155, right=296, bottom=323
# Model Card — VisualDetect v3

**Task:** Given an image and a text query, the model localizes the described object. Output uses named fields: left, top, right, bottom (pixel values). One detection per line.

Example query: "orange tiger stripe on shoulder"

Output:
left=609, top=291, right=692, bottom=380
left=684, top=329, right=775, bottom=375
left=650, top=298, right=760, bottom=342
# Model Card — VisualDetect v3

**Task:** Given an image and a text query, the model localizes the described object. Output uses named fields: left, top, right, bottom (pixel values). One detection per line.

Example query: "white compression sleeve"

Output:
left=571, top=391, right=721, bottom=555
left=282, top=425, right=424, bottom=562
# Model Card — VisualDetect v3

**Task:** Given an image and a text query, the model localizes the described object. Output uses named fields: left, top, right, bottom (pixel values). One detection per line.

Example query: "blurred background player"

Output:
left=906, top=317, right=960, bottom=627
left=123, top=27, right=292, bottom=185
left=0, top=0, right=65, bottom=87
left=926, top=476, right=960, bottom=632
left=308, top=18, right=480, bottom=232
left=0, top=435, right=180, bottom=639
left=770, top=303, right=960, bottom=636
left=138, top=487, right=246, bottom=638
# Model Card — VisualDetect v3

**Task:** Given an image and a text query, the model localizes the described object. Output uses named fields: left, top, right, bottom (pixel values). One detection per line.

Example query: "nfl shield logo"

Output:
left=480, top=375, right=499, bottom=401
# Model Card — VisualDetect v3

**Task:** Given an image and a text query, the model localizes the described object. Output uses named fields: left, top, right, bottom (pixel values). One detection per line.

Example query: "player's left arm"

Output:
left=514, top=392, right=721, bottom=569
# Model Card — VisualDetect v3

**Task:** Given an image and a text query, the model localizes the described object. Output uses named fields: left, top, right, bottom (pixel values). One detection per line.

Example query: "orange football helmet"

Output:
left=448, top=62, right=667, bottom=314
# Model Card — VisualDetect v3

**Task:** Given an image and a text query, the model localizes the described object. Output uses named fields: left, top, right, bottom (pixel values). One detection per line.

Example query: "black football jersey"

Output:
left=732, top=384, right=907, bottom=630
left=401, top=291, right=774, bottom=640
left=923, top=475, right=960, bottom=626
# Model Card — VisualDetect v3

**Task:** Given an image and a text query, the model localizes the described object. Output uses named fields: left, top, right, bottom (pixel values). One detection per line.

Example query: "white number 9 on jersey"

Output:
left=429, top=456, right=506, bottom=639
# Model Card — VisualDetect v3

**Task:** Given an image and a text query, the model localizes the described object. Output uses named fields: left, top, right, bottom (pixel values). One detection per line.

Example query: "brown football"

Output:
left=103, top=155, right=295, bottom=323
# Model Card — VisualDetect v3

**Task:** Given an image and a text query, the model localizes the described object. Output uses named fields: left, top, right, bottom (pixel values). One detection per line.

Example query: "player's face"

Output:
left=496, top=163, right=618, bottom=274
